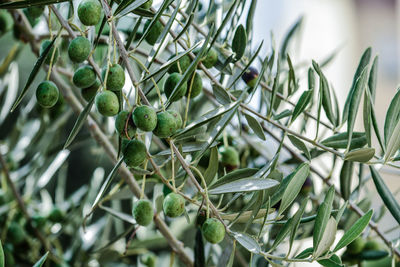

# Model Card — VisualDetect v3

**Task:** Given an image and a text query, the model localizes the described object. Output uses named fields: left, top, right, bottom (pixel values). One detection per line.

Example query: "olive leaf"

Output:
left=100, top=205, right=136, bottom=224
left=369, top=166, right=400, bottom=224
left=212, top=84, right=231, bottom=105
left=244, top=113, right=265, bottom=140
left=314, top=217, right=336, bottom=258
left=280, top=17, right=303, bottom=61
left=291, top=89, right=313, bottom=124
left=321, top=132, right=367, bottom=150
left=340, top=161, right=353, bottom=200
left=0, top=0, right=68, bottom=8
left=32, top=252, right=49, bottom=267
left=232, top=232, right=261, bottom=254
left=333, top=209, right=373, bottom=252
left=278, top=162, right=310, bottom=215
left=204, top=146, right=218, bottom=185
left=287, top=135, right=311, bottom=160
left=115, top=0, right=149, bottom=17
left=208, top=178, right=279, bottom=195
left=313, top=186, right=335, bottom=251
left=344, top=147, right=375, bottom=163
left=232, top=24, right=247, bottom=61
left=194, top=229, right=205, bottom=267
left=0, top=240, right=3, bottom=267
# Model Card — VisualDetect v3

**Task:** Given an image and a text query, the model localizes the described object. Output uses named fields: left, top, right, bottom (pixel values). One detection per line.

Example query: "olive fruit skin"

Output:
left=347, top=237, right=365, bottom=255
left=141, top=253, right=156, bottom=267
left=219, top=146, right=240, bottom=171
left=48, top=207, right=64, bottom=223
left=95, top=90, right=119, bottom=117
left=73, top=65, right=96, bottom=88
left=168, top=54, right=191, bottom=74
left=26, top=6, right=44, bottom=19
left=187, top=72, right=202, bottom=98
left=78, top=0, right=102, bottom=26
left=153, top=111, right=176, bottom=138
left=0, top=11, right=12, bottom=35
left=123, top=139, right=146, bottom=167
left=202, top=218, right=225, bottom=244
left=132, top=199, right=153, bottom=226
left=7, top=221, right=26, bottom=245
left=241, top=66, right=259, bottom=87
left=81, top=79, right=100, bottom=101
left=167, top=110, right=182, bottom=129
left=300, top=177, right=313, bottom=195
left=163, top=193, right=185, bottom=217
left=115, top=110, right=136, bottom=139
left=40, top=39, right=59, bottom=65
left=144, top=20, right=163, bottom=45
left=68, top=36, right=91, bottom=63
left=132, top=105, right=157, bottom=132
left=202, top=47, right=218, bottom=69
left=140, top=0, right=153, bottom=9
left=164, top=73, right=187, bottom=102
left=36, top=81, right=59, bottom=108
left=102, top=64, right=125, bottom=91
left=364, top=239, right=383, bottom=251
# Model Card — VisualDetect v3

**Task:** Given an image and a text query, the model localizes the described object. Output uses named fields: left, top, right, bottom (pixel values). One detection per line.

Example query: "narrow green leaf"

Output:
left=143, top=1, right=181, bottom=70
left=288, top=135, right=311, bottom=160
left=11, top=35, right=59, bottom=112
left=89, top=158, right=124, bottom=214
left=314, top=217, right=337, bottom=258
left=333, top=209, right=373, bottom=252
left=280, top=17, right=303, bottom=61
left=32, top=252, right=49, bottom=267
left=313, top=186, right=335, bottom=250
left=369, top=166, right=400, bottom=224
left=287, top=54, right=298, bottom=96
left=212, top=84, right=231, bottom=105
left=0, top=240, right=4, bottom=267
left=100, top=205, right=136, bottom=224
left=340, top=161, right=353, bottom=200
left=344, top=147, right=375, bottom=163
left=268, top=56, right=281, bottom=117
left=288, top=197, right=308, bottom=254
left=274, top=109, right=292, bottom=120
left=384, top=88, right=400, bottom=143
left=173, top=0, right=198, bottom=42
left=245, top=0, right=257, bottom=40
left=0, top=0, right=68, bottom=8
left=63, top=96, right=96, bottom=149
left=166, top=24, right=214, bottom=107
left=295, top=247, right=313, bottom=259
left=194, top=228, right=205, bottom=267
left=308, top=68, right=316, bottom=89
left=204, top=147, right=218, bottom=185
left=291, top=89, right=313, bottom=123
left=217, top=241, right=236, bottom=267
left=318, top=254, right=343, bottom=267
left=175, top=101, right=238, bottom=137
left=384, top=118, right=400, bottom=162
left=342, top=47, right=371, bottom=124
left=278, top=163, right=310, bottom=215
left=232, top=232, right=261, bottom=254
left=270, top=214, right=294, bottom=251
left=274, top=209, right=339, bottom=225
left=368, top=56, right=378, bottom=101
left=232, top=24, right=247, bottom=61
left=210, top=168, right=259, bottom=189
left=321, top=132, right=367, bottom=150
left=359, top=250, right=389, bottom=260
left=244, top=113, right=265, bottom=140
left=115, top=0, right=147, bottom=16
left=363, top=87, right=372, bottom=147
left=208, top=178, right=279, bottom=195
left=270, top=172, right=296, bottom=207
left=335, top=201, right=348, bottom=223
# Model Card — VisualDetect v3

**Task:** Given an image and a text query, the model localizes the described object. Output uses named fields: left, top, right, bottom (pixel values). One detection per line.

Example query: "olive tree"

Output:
left=0, top=0, right=399, bottom=266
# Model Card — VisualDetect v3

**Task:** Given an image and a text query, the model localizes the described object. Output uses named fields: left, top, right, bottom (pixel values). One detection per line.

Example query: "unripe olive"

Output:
left=168, top=53, right=191, bottom=74
left=48, top=206, right=64, bottom=223
left=81, top=79, right=100, bottom=102
left=241, top=66, right=259, bottom=87
left=167, top=110, right=182, bottom=129
left=186, top=71, right=202, bottom=98
left=164, top=73, right=187, bottom=102
left=132, top=105, right=157, bottom=132
left=140, top=0, right=153, bottom=9
left=68, top=36, right=91, bottom=63
left=144, top=20, right=163, bottom=45
left=40, top=39, right=59, bottom=65
left=364, top=239, right=383, bottom=251
left=95, top=90, right=119, bottom=116
left=115, top=110, right=136, bottom=139
left=78, top=0, right=102, bottom=26
left=132, top=199, right=153, bottom=226
left=140, top=253, right=156, bottom=267
left=36, top=80, right=59, bottom=108
left=0, top=11, right=12, bottom=35
left=26, top=6, right=44, bottom=19
left=219, top=146, right=239, bottom=171
left=347, top=237, right=365, bottom=255
left=300, top=177, right=313, bottom=195
left=153, top=111, right=176, bottom=138
left=123, top=139, right=146, bottom=167
left=202, top=218, right=225, bottom=244
left=102, top=64, right=125, bottom=91
left=163, top=192, right=185, bottom=217
left=196, top=210, right=207, bottom=227
left=7, top=221, right=26, bottom=245
left=202, top=47, right=218, bottom=69
left=73, top=65, right=96, bottom=88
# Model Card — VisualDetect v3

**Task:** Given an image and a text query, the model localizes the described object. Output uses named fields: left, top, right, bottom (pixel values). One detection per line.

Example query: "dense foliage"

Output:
left=0, top=0, right=399, bottom=266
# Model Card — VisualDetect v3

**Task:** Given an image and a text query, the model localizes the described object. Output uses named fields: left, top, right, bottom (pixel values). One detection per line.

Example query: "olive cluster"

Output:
left=342, top=237, right=387, bottom=265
